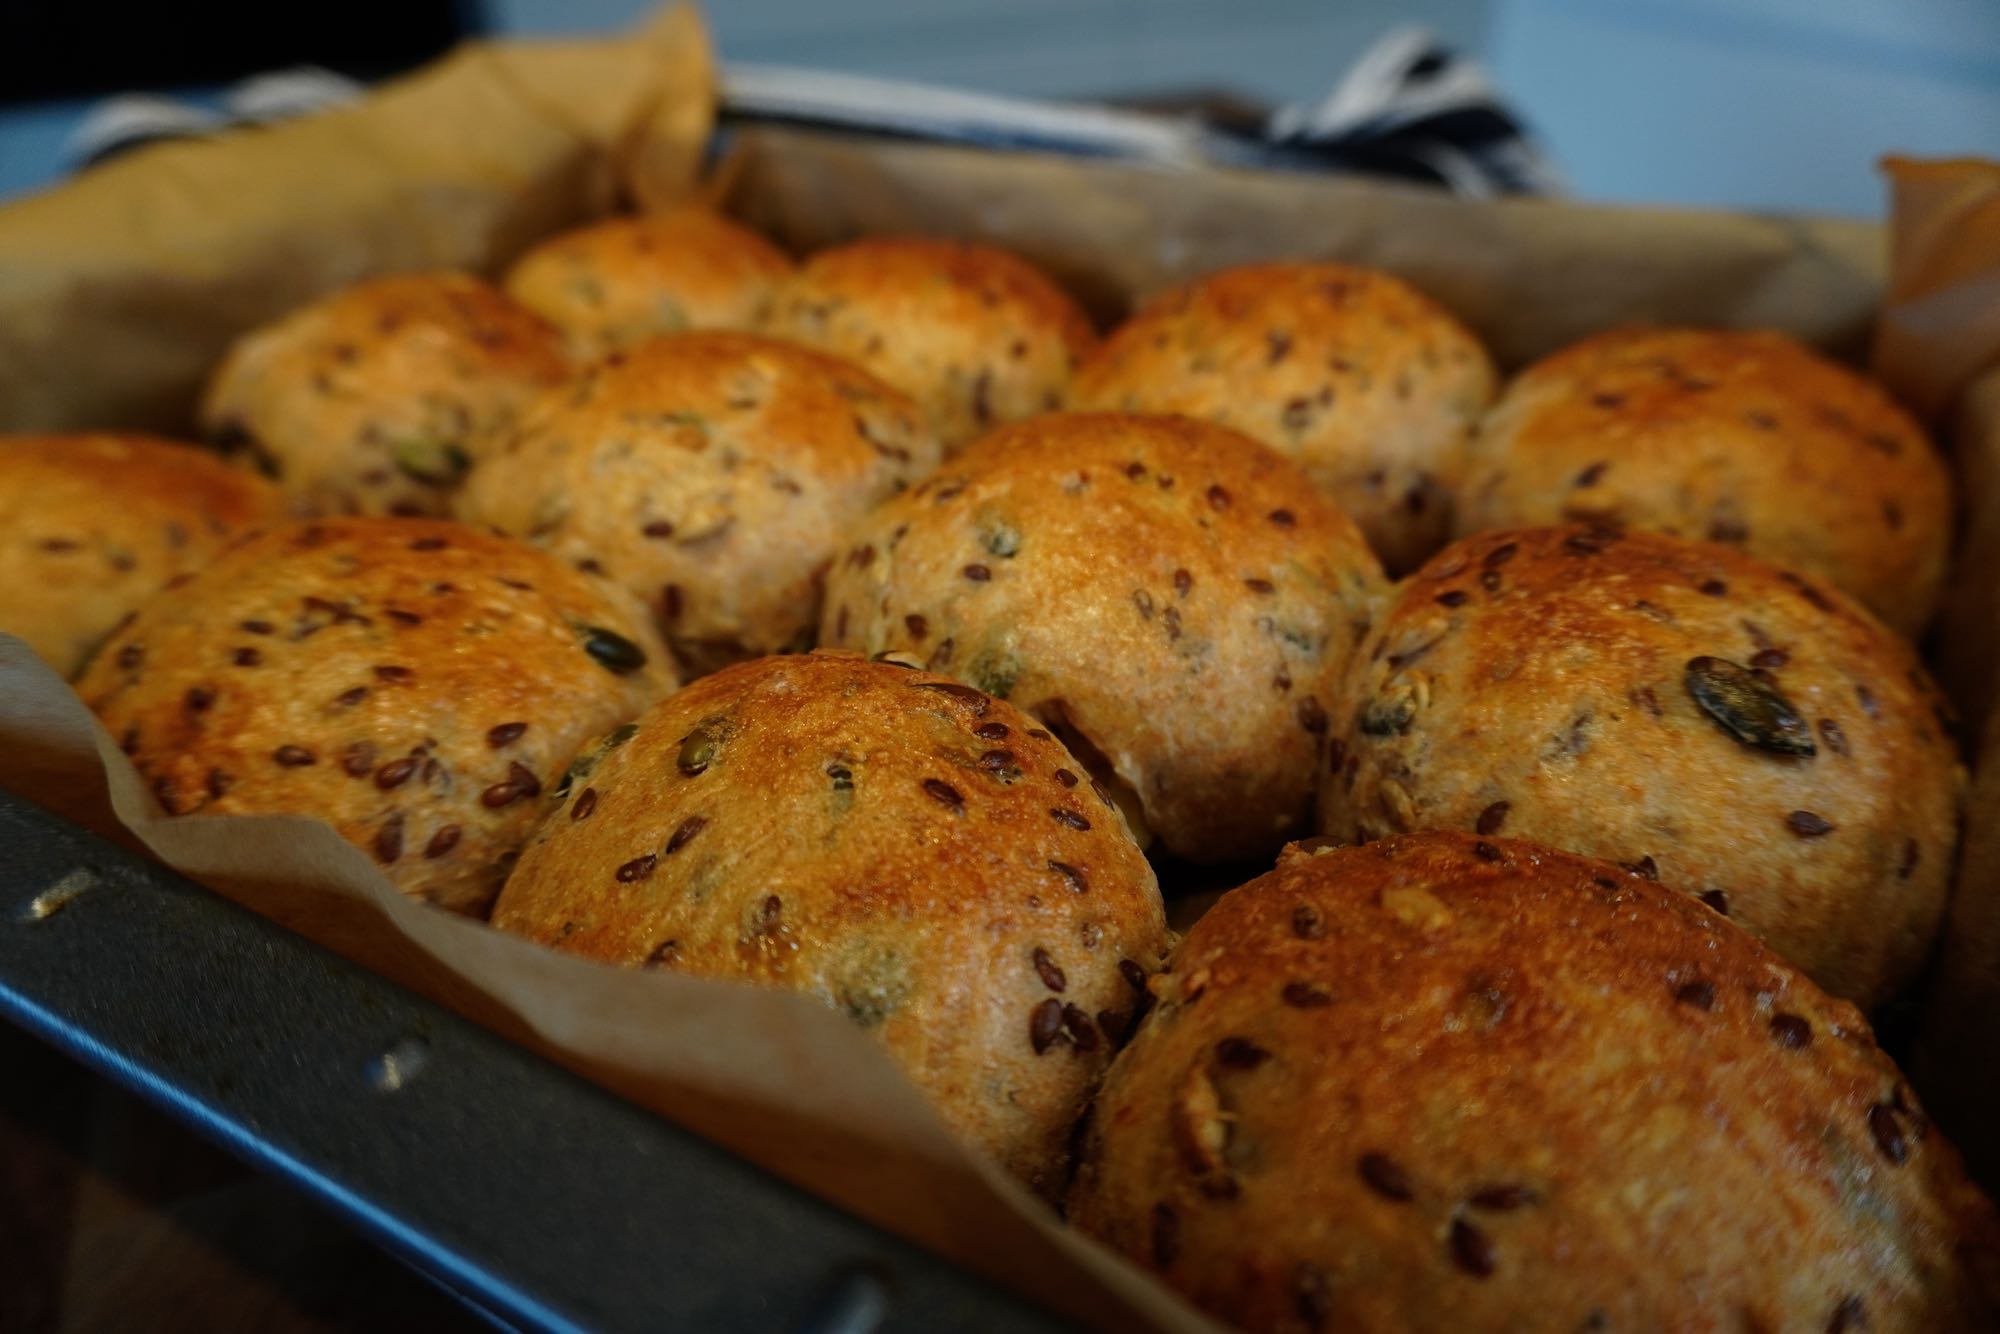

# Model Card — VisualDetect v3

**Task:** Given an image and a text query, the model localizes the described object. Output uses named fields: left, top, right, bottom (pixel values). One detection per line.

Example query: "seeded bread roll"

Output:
left=1069, top=833, right=2000, bottom=1334
left=489, top=650, right=1170, bottom=1192
left=1322, top=525, right=1961, bottom=1008
left=502, top=208, right=794, bottom=359
left=458, top=332, right=940, bottom=678
left=819, top=412, right=1386, bottom=864
left=199, top=273, right=569, bottom=517
left=1068, top=262, right=1497, bottom=575
left=0, top=433, right=282, bottom=677
left=1454, top=327, right=1952, bottom=636
left=76, top=518, right=675, bottom=915
left=760, top=237, right=1097, bottom=451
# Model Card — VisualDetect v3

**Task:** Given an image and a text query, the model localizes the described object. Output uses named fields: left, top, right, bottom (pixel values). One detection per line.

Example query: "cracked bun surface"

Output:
left=502, top=207, right=794, bottom=359
left=0, top=433, right=282, bottom=677
left=76, top=517, right=675, bottom=914
left=488, top=650, right=1171, bottom=1192
left=818, top=412, right=1386, bottom=864
left=1069, top=262, right=1497, bottom=574
left=1454, top=327, right=1951, bottom=636
left=1320, top=525, right=1961, bottom=1008
left=761, top=236, right=1097, bottom=452
left=199, top=272, right=569, bottom=517
left=458, top=331, right=940, bottom=678
left=1069, top=832, right=2000, bottom=1334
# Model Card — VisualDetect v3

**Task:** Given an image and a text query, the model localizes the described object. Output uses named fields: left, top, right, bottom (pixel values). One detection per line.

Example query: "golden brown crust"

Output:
left=1455, top=327, right=1952, bottom=635
left=0, top=433, right=282, bottom=677
left=76, top=518, right=675, bottom=914
left=1321, top=525, right=1962, bottom=1008
left=502, top=208, right=795, bottom=359
left=1069, top=262, right=1497, bottom=574
left=760, top=236, right=1097, bottom=451
left=199, top=272, right=569, bottom=517
left=488, top=650, right=1170, bottom=1191
left=819, top=412, right=1385, bottom=863
left=1069, top=832, right=2000, bottom=1333
left=458, top=331, right=940, bottom=677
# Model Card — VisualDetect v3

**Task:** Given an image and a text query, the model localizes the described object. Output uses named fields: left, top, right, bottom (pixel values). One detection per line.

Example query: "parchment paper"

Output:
left=0, top=638, right=1206, bottom=1334
left=723, top=126, right=1885, bottom=368
left=1, top=5, right=1993, bottom=1324
left=1882, top=162, right=2000, bottom=1191
left=1875, top=159, right=2000, bottom=729
left=0, top=5, right=714, bottom=436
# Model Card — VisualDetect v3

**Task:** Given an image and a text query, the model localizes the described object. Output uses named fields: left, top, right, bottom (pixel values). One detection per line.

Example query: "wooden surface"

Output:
left=0, top=1022, right=480, bottom=1334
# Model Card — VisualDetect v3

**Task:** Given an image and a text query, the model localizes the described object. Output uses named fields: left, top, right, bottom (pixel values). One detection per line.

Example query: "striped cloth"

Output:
left=70, top=27, right=1560, bottom=198
left=1258, top=26, right=1563, bottom=196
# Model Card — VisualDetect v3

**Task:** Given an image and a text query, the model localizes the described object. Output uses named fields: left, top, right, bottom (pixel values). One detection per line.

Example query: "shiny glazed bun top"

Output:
left=458, top=331, right=940, bottom=678
left=1070, top=832, right=2000, bottom=1334
left=0, top=433, right=281, bottom=676
left=502, top=207, right=795, bottom=359
left=1455, top=327, right=1952, bottom=635
left=762, top=236, right=1097, bottom=451
left=820, top=411, right=1386, bottom=864
left=200, top=272, right=569, bottom=517
left=1071, top=261, right=1497, bottom=574
left=77, top=517, right=675, bottom=914
left=490, top=650, right=1170, bottom=1193
left=1323, top=524, right=1961, bottom=1009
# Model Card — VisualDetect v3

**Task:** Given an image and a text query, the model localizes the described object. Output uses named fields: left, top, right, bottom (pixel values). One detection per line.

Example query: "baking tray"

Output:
left=0, top=788, right=1071, bottom=1333
left=0, top=77, right=1225, bottom=1330
left=0, top=73, right=1319, bottom=1333
left=0, top=61, right=1919, bottom=1331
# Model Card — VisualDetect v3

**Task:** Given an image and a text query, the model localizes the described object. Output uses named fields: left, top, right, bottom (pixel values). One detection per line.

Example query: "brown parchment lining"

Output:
left=0, top=5, right=714, bottom=436
left=0, top=638, right=1205, bottom=1334
left=721, top=126, right=1885, bottom=369
left=1, top=6, right=1996, bottom=1324
left=1879, top=160, right=2000, bottom=1191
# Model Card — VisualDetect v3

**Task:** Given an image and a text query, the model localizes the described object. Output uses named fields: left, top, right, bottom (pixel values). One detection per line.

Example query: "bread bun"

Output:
left=1321, top=525, right=1961, bottom=1007
left=77, top=518, right=675, bottom=914
left=458, top=331, right=940, bottom=677
left=502, top=208, right=794, bottom=359
left=1069, top=262, right=1496, bottom=574
left=199, top=273, right=568, bottom=516
left=1070, top=832, right=2000, bottom=1333
left=1454, top=327, right=1951, bottom=636
left=489, top=650, right=1170, bottom=1192
left=820, top=411, right=1385, bottom=863
left=761, top=237, right=1096, bottom=451
left=0, top=433, right=280, bottom=676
